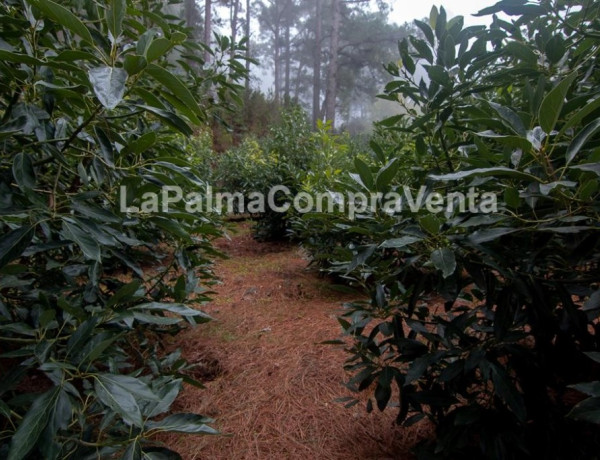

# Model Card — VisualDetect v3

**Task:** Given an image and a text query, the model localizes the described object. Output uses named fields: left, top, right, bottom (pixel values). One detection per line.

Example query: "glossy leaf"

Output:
left=0, top=226, right=34, bottom=270
left=431, top=248, right=456, bottom=278
left=7, top=386, right=60, bottom=460
left=88, top=66, right=128, bottom=110
left=106, top=0, right=126, bottom=43
left=145, top=413, right=218, bottom=434
left=539, top=73, right=577, bottom=134
left=27, top=0, right=93, bottom=44
left=565, top=118, right=600, bottom=165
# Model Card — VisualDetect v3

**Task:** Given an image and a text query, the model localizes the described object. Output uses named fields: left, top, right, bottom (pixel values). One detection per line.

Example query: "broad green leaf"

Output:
left=0, top=50, right=45, bottom=66
left=546, top=35, right=566, bottom=64
left=107, top=280, right=143, bottom=308
left=415, top=19, right=435, bottom=46
left=557, top=96, right=600, bottom=141
left=88, top=66, right=128, bottom=110
left=476, top=131, right=533, bottom=151
left=585, top=352, right=600, bottom=364
left=375, top=158, right=399, bottom=192
left=126, top=132, right=157, bottom=154
left=434, top=6, right=446, bottom=40
left=136, top=28, right=159, bottom=56
left=430, top=167, right=539, bottom=183
left=429, top=5, right=438, bottom=29
left=132, top=302, right=212, bottom=320
left=491, top=364, right=526, bottom=422
left=124, top=54, right=148, bottom=76
left=431, top=248, right=456, bottom=278
left=443, top=34, right=456, bottom=67
left=469, top=227, right=519, bottom=244
left=146, top=64, right=201, bottom=117
left=66, top=318, right=98, bottom=358
left=83, top=333, right=124, bottom=364
left=504, top=187, right=520, bottom=208
left=27, top=0, right=94, bottom=45
left=72, top=201, right=120, bottom=223
left=106, top=0, right=126, bottom=44
left=489, top=102, right=527, bottom=136
left=579, top=179, right=599, bottom=200
left=63, top=219, right=101, bottom=261
left=568, top=397, right=600, bottom=424
left=12, top=152, right=36, bottom=192
left=571, top=382, right=600, bottom=397
left=570, top=163, right=600, bottom=176
left=132, top=312, right=182, bottom=325
left=145, top=413, right=218, bottom=434
left=8, top=386, right=60, bottom=460
left=0, top=226, right=34, bottom=270
left=121, top=439, right=142, bottom=460
left=399, top=40, right=415, bottom=75
left=539, top=73, right=577, bottom=134
left=369, top=140, right=386, bottom=163
left=97, top=374, right=158, bottom=401
left=426, top=65, right=451, bottom=87
left=135, top=104, right=193, bottom=136
left=565, top=119, right=600, bottom=165
left=146, top=379, right=182, bottom=418
left=146, top=38, right=172, bottom=62
left=353, top=158, right=374, bottom=190
left=380, top=236, right=421, bottom=249
left=503, top=41, right=537, bottom=64
left=539, top=180, right=576, bottom=196
left=94, top=375, right=143, bottom=427
left=141, top=447, right=183, bottom=460
left=420, top=215, right=441, bottom=235
left=0, top=400, right=10, bottom=419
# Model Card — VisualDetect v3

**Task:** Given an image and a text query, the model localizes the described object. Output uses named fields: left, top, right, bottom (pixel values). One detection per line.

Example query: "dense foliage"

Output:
left=206, top=106, right=358, bottom=239
left=291, top=1, right=600, bottom=458
left=0, top=0, right=247, bottom=458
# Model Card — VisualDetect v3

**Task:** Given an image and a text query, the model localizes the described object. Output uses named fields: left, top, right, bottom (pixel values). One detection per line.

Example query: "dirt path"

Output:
left=164, top=223, right=427, bottom=459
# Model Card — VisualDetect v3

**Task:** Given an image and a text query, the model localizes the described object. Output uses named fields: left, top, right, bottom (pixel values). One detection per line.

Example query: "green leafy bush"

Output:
left=0, top=0, right=247, bottom=458
left=294, top=1, right=600, bottom=457
left=212, top=107, right=357, bottom=240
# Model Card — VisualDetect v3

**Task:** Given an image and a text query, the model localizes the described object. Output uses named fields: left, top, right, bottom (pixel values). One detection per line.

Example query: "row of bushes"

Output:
left=284, top=1, right=599, bottom=458
left=197, top=106, right=362, bottom=239
left=0, top=0, right=247, bottom=458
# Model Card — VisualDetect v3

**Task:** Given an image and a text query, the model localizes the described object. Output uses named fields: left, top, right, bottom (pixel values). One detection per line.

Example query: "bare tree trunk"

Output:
left=324, top=0, right=340, bottom=129
left=274, top=27, right=281, bottom=103
left=230, top=0, right=240, bottom=60
left=204, top=0, right=212, bottom=63
left=184, top=0, right=200, bottom=37
left=284, top=17, right=291, bottom=104
left=312, top=0, right=322, bottom=127
left=245, top=0, right=251, bottom=92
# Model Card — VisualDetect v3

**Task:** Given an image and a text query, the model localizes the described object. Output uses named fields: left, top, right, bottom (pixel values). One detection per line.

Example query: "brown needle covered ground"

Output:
left=162, top=222, right=430, bottom=459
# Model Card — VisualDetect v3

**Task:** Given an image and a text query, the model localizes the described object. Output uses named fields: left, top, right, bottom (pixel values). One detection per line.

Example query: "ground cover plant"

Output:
left=0, top=0, right=247, bottom=458
left=292, top=0, right=600, bottom=458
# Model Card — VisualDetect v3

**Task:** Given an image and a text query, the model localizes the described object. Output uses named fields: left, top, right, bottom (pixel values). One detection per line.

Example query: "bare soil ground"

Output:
left=162, top=222, right=430, bottom=459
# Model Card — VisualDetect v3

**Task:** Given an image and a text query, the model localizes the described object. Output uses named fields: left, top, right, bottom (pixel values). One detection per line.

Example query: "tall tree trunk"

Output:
left=324, top=0, right=340, bottom=129
left=204, top=0, right=212, bottom=64
left=274, top=27, right=281, bottom=103
left=230, top=0, right=240, bottom=60
left=312, top=0, right=322, bottom=127
left=284, top=18, right=291, bottom=104
left=245, top=0, right=251, bottom=93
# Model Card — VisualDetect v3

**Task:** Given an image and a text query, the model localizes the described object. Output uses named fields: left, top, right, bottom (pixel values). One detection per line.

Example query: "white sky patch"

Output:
left=388, top=0, right=502, bottom=27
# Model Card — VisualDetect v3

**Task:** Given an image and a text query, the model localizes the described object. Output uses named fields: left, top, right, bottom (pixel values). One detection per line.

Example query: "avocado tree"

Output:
left=292, top=1, right=600, bottom=457
left=0, top=0, right=247, bottom=458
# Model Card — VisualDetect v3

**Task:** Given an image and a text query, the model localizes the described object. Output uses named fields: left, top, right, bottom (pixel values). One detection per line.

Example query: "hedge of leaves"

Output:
left=291, top=1, right=600, bottom=458
left=0, top=0, right=246, bottom=458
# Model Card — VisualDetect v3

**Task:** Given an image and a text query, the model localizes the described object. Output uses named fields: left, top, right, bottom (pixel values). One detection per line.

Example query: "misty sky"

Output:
left=389, top=1, right=501, bottom=26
